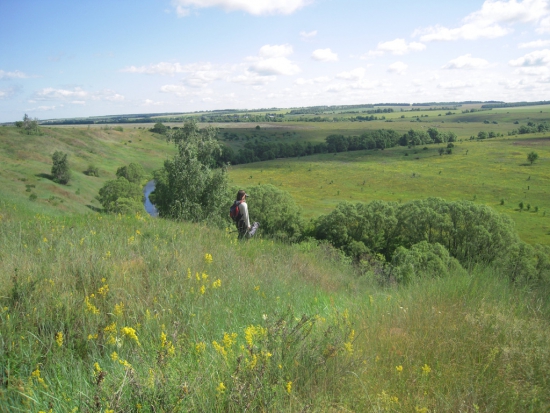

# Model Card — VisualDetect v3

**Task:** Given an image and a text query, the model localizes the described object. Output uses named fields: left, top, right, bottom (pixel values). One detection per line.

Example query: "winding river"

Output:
left=143, top=180, right=158, bottom=217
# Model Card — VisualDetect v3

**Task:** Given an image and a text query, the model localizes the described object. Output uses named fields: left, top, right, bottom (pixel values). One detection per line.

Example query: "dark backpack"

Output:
left=229, top=200, right=242, bottom=222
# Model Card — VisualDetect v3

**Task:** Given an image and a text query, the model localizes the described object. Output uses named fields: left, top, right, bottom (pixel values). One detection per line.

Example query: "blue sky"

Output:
left=1, top=0, right=549, bottom=122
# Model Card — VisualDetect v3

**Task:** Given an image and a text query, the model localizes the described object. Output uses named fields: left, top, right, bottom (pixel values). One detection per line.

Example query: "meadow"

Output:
left=1, top=105, right=550, bottom=411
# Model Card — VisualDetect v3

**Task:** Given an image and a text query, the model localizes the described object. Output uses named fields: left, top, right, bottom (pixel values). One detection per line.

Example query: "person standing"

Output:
left=235, top=190, right=250, bottom=239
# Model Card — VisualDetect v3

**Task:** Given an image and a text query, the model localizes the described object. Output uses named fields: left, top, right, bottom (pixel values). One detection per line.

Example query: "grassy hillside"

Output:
left=1, top=198, right=549, bottom=412
left=0, top=125, right=176, bottom=216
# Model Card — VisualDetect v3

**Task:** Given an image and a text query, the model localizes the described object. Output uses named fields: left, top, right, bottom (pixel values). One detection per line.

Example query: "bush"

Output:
left=84, top=164, right=99, bottom=177
left=116, top=163, right=145, bottom=184
left=51, top=151, right=71, bottom=184
left=242, top=184, right=304, bottom=242
left=97, top=177, right=143, bottom=214
left=391, top=241, right=464, bottom=284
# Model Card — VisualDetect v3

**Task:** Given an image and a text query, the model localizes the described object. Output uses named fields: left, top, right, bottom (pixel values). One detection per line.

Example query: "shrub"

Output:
left=84, top=164, right=99, bottom=177
left=51, top=151, right=71, bottom=184
left=116, top=163, right=145, bottom=184
left=97, top=177, right=143, bottom=214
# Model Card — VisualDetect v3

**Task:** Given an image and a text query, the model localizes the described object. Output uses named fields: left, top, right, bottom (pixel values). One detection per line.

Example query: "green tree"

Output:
left=51, top=151, right=71, bottom=184
left=116, top=163, right=145, bottom=184
left=151, top=122, right=168, bottom=134
left=97, top=177, right=143, bottom=214
left=243, top=184, right=304, bottom=242
left=23, top=113, right=39, bottom=135
left=152, top=120, right=229, bottom=224
left=527, top=151, right=539, bottom=165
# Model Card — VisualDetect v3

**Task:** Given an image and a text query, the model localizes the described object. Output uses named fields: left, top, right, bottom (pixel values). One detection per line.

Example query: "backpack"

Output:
left=229, top=200, right=242, bottom=222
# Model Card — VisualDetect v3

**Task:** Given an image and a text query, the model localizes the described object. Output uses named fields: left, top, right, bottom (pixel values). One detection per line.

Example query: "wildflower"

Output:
left=43, top=237, right=48, bottom=243
left=136, top=229, right=141, bottom=235
left=105, top=251, right=111, bottom=258
left=222, top=332, right=238, bottom=350
left=195, top=342, right=206, bottom=354
left=217, top=382, right=226, bottom=394
left=286, top=381, right=292, bottom=394
left=121, top=326, right=140, bottom=345
left=396, top=365, right=403, bottom=373
left=204, top=253, right=213, bottom=264
left=94, top=362, right=102, bottom=374
left=212, top=279, right=221, bottom=288
left=55, top=332, right=63, bottom=347
left=201, top=272, right=208, bottom=280
left=98, top=284, right=109, bottom=296
left=114, top=302, right=124, bottom=316
left=200, top=285, right=206, bottom=295
left=85, top=295, right=100, bottom=315
left=147, top=368, right=155, bottom=388
left=212, top=341, right=227, bottom=358
left=119, top=359, right=132, bottom=369
left=244, top=325, right=267, bottom=347
left=187, top=268, right=191, bottom=279
left=416, top=408, right=429, bottom=413
left=248, top=354, right=258, bottom=370
left=111, top=351, right=119, bottom=361
left=422, top=364, right=431, bottom=375
left=160, top=332, right=167, bottom=348
left=104, top=322, right=117, bottom=334
left=254, top=285, right=260, bottom=291
left=87, top=333, right=98, bottom=340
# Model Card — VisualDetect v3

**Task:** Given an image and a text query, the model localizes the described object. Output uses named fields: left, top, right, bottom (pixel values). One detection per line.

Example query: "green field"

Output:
left=1, top=110, right=550, bottom=411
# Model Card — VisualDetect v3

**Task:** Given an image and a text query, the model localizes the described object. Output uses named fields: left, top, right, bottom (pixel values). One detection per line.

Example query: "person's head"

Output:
left=236, top=189, right=246, bottom=201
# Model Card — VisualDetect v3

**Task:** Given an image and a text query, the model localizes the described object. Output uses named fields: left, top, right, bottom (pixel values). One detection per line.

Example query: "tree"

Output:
left=116, top=163, right=145, bottom=184
left=527, top=151, right=539, bottom=165
left=97, top=177, right=143, bottom=214
left=22, top=113, right=39, bottom=135
left=152, top=120, right=229, bottom=224
left=51, top=151, right=71, bottom=184
left=150, top=122, right=168, bottom=134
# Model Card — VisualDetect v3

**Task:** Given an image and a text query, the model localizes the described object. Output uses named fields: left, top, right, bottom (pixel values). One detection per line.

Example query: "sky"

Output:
left=1, top=0, right=550, bottom=122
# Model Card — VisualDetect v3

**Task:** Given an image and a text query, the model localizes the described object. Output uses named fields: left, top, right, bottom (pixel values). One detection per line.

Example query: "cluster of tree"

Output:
left=15, top=114, right=40, bottom=135
left=472, top=131, right=503, bottom=140
left=96, top=163, right=146, bottom=214
left=481, top=101, right=550, bottom=109
left=311, top=198, right=550, bottom=285
left=508, top=121, right=549, bottom=135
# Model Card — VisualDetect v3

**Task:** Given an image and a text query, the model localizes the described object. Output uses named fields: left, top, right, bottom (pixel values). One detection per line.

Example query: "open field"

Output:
left=229, top=133, right=550, bottom=245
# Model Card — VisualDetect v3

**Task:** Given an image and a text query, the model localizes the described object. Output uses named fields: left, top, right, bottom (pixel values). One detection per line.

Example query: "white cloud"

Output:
left=249, top=57, right=300, bottom=75
left=34, top=87, right=88, bottom=100
left=509, top=48, right=550, bottom=66
left=171, top=0, right=312, bottom=16
left=371, top=38, right=426, bottom=55
left=514, top=66, right=550, bottom=75
left=437, top=80, right=475, bottom=89
left=160, top=84, right=187, bottom=96
left=248, top=45, right=300, bottom=76
left=0, top=86, right=19, bottom=99
left=415, top=0, right=550, bottom=42
left=143, top=99, right=163, bottom=106
left=519, top=39, right=550, bottom=48
left=311, top=48, right=338, bottom=61
left=294, top=76, right=330, bottom=85
left=443, top=54, right=490, bottom=69
left=300, top=30, right=317, bottom=40
left=387, top=61, right=408, bottom=74
left=37, top=105, right=57, bottom=111
left=0, top=69, right=30, bottom=79
left=71, top=100, right=86, bottom=105
left=230, top=70, right=276, bottom=85
left=336, top=67, right=366, bottom=80
left=259, top=44, right=293, bottom=58
left=121, top=62, right=186, bottom=75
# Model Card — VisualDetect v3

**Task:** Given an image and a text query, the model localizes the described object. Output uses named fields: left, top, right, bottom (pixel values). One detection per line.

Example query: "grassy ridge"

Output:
left=1, top=200, right=549, bottom=412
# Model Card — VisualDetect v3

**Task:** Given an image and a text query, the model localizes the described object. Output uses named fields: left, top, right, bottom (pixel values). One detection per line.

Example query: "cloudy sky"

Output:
left=1, top=0, right=550, bottom=122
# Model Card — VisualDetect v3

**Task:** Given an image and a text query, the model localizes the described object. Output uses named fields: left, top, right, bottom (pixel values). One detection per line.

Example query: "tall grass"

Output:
left=1, top=198, right=549, bottom=412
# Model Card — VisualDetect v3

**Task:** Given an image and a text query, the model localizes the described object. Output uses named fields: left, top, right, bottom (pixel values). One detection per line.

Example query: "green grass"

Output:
left=229, top=134, right=550, bottom=245
left=1, top=199, right=549, bottom=412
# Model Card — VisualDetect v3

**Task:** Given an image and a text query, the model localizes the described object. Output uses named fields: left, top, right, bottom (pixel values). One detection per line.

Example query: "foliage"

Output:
left=84, top=164, right=99, bottom=177
left=150, top=122, right=168, bottom=134
left=313, top=198, right=528, bottom=282
left=116, top=162, right=146, bottom=184
left=152, top=120, right=229, bottom=224
left=51, top=150, right=71, bottom=184
left=242, top=184, right=304, bottom=242
left=97, top=176, right=143, bottom=214
left=390, top=241, right=464, bottom=284
left=527, top=151, right=539, bottom=164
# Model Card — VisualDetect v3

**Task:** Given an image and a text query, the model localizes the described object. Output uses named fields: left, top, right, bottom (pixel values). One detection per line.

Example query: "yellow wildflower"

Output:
left=244, top=325, right=267, bottom=347
left=195, top=342, right=206, bottom=354
left=114, top=302, right=124, bottom=316
left=422, top=364, right=431, bottom=375
left=396, top=365, right=403, bottom=373
left=200, top=285, right=206, bottom=295
left=222, top=332, right=237, bottom=350
left=121, top=326, right=140, bottom=345
left=212, top=279, right=222, bottom=289
left=286, top=381, right=292, bottom=394
left=55, top=332, right=63, bottom=347
left=84, top=295, right=100, bottom=315
left=97, top=284, right=109, bottom=296
left=217, top=382, right=226, bottom=394
left=416, top=408, right=429, bottom=413
left=212, top=341, right=227, bottom=358
left=104, top=322, right=117, bottom=334
left=204, top=253, right=213, bottom=264
left=160, top=332, right=167, bottom=348
left=111, top=351, right=119, bottom=361
left=248, top=354, right=258, bottom=370
left=94, top=362, right=101, bottom=374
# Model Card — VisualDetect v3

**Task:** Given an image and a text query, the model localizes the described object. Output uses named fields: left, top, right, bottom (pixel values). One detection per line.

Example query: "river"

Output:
left=143, top=180, right=158, bottom=217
